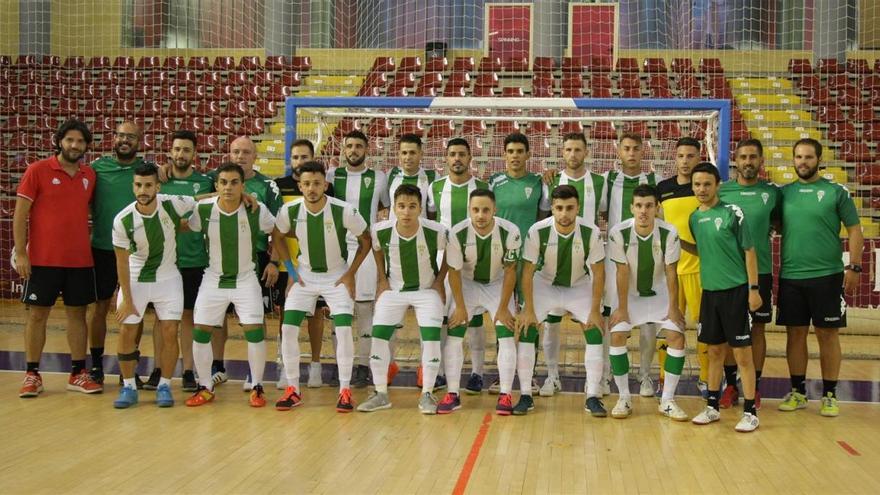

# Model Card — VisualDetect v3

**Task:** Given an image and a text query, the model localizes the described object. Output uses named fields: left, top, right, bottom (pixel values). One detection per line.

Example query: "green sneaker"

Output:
left=820, top=393, right=839, bottom=417
left=778, top=390, right=807, bottom=411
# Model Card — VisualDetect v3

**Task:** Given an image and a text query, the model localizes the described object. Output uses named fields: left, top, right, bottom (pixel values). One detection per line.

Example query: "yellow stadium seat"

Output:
left=255, top=158, right=285, bottom=177
left=255, top=139, right=285, bottom=154
left=840, top=219, right=879, bottom=238
left=736, top=94, right=801, bottom=106
left=769, top=166, right=797, bottom=184
left=742, top=110, right=812, bottom=124
left=269, top=122, right=286, bottom=135
left=729, top=77, right=793, bottom=91
left=764, top=145, right=793, bottom=161
left=819, top=167, right=849, bottom=184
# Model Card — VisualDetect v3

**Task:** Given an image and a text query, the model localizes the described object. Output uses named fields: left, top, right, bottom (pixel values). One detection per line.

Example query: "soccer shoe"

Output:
left=357, top=391, right=392, bottom=412
left=820, top=393, right=839, bottom=417
left=211, top=370, right=228, bottom=386
left=464, top=374, right=483, bottom=395
left=275, top=386, right=303, bottom=411
left=696, top=380, right=709, bottom=400
left=496, top=393, right=514, bottom=416
left=351, top=365, right=370, bottom=389
left=89, top=366, right=105, bottom=385
left=692, top=406, right=721, bottom=425
left=68, top=370, right=103, bottom=394
left=419, top=392, right=439, bottom=415
left=735, top=412, right=760, bottom=432
left=242, top=374, right=254, bottom=392
left=336, top=388, right=355, bottom=413
left=249, top=384, right=266, bottom=407
left=719, top=385, right=739, bottom=409
left=755, top=390, right=762, bottom=411
left=113, top=387, right=139, bottom=409
left=639, top=376, right=654, bottom=397
left=182, top=370, right=198, bottom=392
left=778, top=390, right=808, bottom=411
left=584, top=396, right=608, bottom=417
left=387, top=361, right=400, bottom=385
left=659, top=400, right=689, bottom=421
left=19, top=371, right=43, bottom=398
left=416, top=365, right=423, bottom=388
left=433, top=375, right=448, bottom=392
left=540, top=375, right=562, bottom=397
left=143, top=368, right=161, bottom=390
left=156, top=383, right=174, bottom=408
left=512, top=395, right=535, bottom=416
left=308, top=362, right=324, bottom=388
left=487, top=379, right=501, bottom=395
left=185, top=386, right=215, bottom=407
left=437, top=392, right=462, bottom=414
left=611, top=397, right=632, bottom=419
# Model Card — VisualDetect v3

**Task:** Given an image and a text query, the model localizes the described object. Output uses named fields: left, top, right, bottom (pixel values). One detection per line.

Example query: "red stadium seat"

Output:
left=863, top=122, right=880, bottom=142
left=241, top=84, right=263, bottom=101
left=63, top=56, right=85, bottom=69
left=839, top=141, right=872, bottom=162
left=856, top=163, right=880, bottom=184
left=655, top=121, right=682, bottom=140
left=586, top=56, right=613, bottom=73
left=561, top=86, right=585, bottom=97
left=425, top=57, right=448, bottom=73
left=113, top=56, right=135, bottom=69
left=238, top=117, right=265, bottom=136
left=475, top=72, right=499, bottom=88
left=619, top=87, right=641, bottom=98
left=797, top=74, right=821, bottom=92
left=399, top=119, right=425, bottom=136
left=647, top=74, right=670, bottom=90
left=138, top=100, right=162, bottom=117
left=680, top=85, right=702, bottom=99
left=140, top=134, right=156, bottom=151
left=533, top=57, right=555, bottom=73
left=462, top=120, right=487, bottom=136
left=479, top=57, right=502, bottom=73
left=398, top=56, right=422, bottom=74
left=825, top=74, right=850, bottom=91
left=452, top=57, right=475, bottom=73
left=528, top=121, right=552, bottom=135
left=561, top=57, right=584, bottom=74
left=367, top=118, right=393, bottom=138
left=817, top=58, right=843, bottom=74
left=280, top=72, right=301, bottom=87
left=618, top=73, right=640, bottom=90
left=588, top=74, right=610, bottom=90
left=531, top=83, right=553, bottom=98
left=264, top=55, right=288, bottom=71
left=837, top=86, right=860, bottom=106
left=473, top=85, right=495, bottom=97
left=501, top=86, right=524, bottom=97
left=112, top=99, right=137, bottom=117
left=623, top=122, right=650, bottom=138
left=252, top=100, right=278, bottom=118
left=816, top=105, right=845, bottom=123
left=590, top=122, right=617, bottom=140
left=590, top=87, right=611, bottom=98
left=52, top=98, right=79, bottom=116
left=699, top=58, right=724, bottom=74
left=163, top=56, right=185, bottom=70
left=615, top=58, right=639, bottom=73
left=371, top=56, right=395, bottom=72
left=176, top=69, right=198, bottom=84
left=807, top=87, right=831, bottom=105
left=1, top=115, right=28, bottom=132
left=851, top=105, right=878, bottom=124
left=194, top=100, right=222, bottom=117
left=147, top=117, right=175, bottom=133
left=502, top=57, right=529, bottom=72
left=863, top=74, right=880, bottom=91
left=188, top=56, right=210, bottom=70
left=137, top=56, right=161, bottom=70
left=495, top=120, right=521, bottom=135
left=649, top=86, right=673, bottom=98
left=428, top=120, right=455, bottom=138
left=559, top=121, right=584, bottom=136
left=197, top=134, right=221, bottom=153
left=290, top=56, right=311, bottom=72
left=225, top=71, right=249, bottom=86
left=788, top=58, right=812, bottom=74
left=670, top=58, right=694, bottom=74
left=827, top=122, right=857, bottom=142
left=213, top=56, right=236, bottom=71
left=88, top=56, right=110, bottom=69
left=209, top=116, right=238, bottom=134
left=643, top=58, right=667, bottom=73
left=238, top=56, right=262, bottom=71
left=267, top=83, right=292, bottom=101
left=846, top=58, right=871, bottom=74
left=179, top=116, right=205, bottom=132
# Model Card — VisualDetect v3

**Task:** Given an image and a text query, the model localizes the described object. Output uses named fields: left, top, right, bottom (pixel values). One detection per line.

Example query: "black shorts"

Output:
left=274, top=271, right=328, bottom=312
left=751, top=273, right=773, bottom=324
left=776, top=272, right=847, bottom=328
left=22, top=266, right=96, bottom=307
left=698, top=284, right=752, bottom=347
left=180, top=266, right=205, bottom=310
left=92, top=247, right=118, bottom=301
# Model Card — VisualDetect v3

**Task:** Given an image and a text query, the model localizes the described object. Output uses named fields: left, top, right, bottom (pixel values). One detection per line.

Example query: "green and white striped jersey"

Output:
left=608, top=218, right=680, bottom=299
left=372, top=218, right=447, bottom=291
left=188, top=197, right=276, bottom=289
left=387, top=167, right=437, bottom=219
left=428, top=176, right=489, bottom=229
left=112, top=194, right=196, bottom=283
left=550, top=170, right=607, bottom=225
left=328, top=166, right=390, bottom=227
left=275, top=196, right=367, bottom=274
left=446, top=217, right=521, bottom=284
left=522, top=216, right=605, bottom=287
left=604, top=169, right=658, bottom=228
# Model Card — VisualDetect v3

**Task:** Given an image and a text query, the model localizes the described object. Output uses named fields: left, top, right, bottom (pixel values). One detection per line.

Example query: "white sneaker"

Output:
left=611, top=397, right=633, bottom=418
left=487, top=379, right=501, bottom=395
left=307, top=362, right=323, bottom=388
left=639, top=376, right=654, bottom=397
left=539, top=375, right=561, bottom=397
left=659, top=399, right=689, bottom=421
left=242, top=374, right=253, bottom=392
left=735, top=412, right=760, bottom=432
left=691, top=406, right=721, bottom=425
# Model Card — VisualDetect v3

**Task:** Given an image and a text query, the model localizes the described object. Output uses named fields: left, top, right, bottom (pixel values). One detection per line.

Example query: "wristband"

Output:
left=284, top=260, right=297, bottom=281
left=749, top=284, right=760, bottom=291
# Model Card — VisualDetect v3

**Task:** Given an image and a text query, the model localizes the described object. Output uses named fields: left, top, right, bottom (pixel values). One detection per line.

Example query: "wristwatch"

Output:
left=749, top=284, right=760, bottom=290
left=269, top=260, right=280, bottom=268
left=845, top=264, right=862, bottom=273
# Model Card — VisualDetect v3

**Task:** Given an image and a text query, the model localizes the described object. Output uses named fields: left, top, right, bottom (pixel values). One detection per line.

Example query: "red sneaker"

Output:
left=719, top=385, right=739, bottom=409
left=387, top=361, right=400, bottom=385
left=67, top=370, right=103, bottom=394
left=496, top=393, right=514, bottom=416
left=416, top=365, right=423, bottom=388
left=275, top=386, right=302, bottom=411
left=185, top=386, right=215, bottom=406
left=249, top=384, right=267, bottom=407
left=19, top=371, right=43, bottom=398
left=336, top=388, right=355, bottom=413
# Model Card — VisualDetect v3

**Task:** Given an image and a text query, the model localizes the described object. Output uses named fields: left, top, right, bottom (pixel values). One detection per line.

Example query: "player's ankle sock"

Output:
left=71, top=359, right=86, bottom=375
left=822, top=379, right=838, bottom=397
left=542, top=320, right=561, bottom=377
left=609, top=345, right=630, bottom=398
left=123, top=377, right=137, bottom=389
left=90, top=347, right=104, bottom=368
left=193, top=336, right=214, bottom=390
left=443, top=336, right=464, bottom=395
left=707, top=390, right=720, bottom=410
left=724, top=365, right=738, bottom=390
left=755, top=369, right=762, bottom=389
left=26, top=362, right=39, bottom=373
left=244, top=328, right=267, bottom=386
left=791, top=374, right=807, bottom=395
left=421, top=339, right=441, bottom=394
left=369, top=336, right=391, bottom=394
left=333, top=321, right=353, bottom=389
left=211, top=360, right=225, bottom=373
left=496, top=334, right=516, bottom=394
left=159, top=377, right=172, bottom=387
left=743, top=399, right=756, bottom=415
left=662, top=347, right=685, bottom=402
left=281, top=323, right=301, bottom=385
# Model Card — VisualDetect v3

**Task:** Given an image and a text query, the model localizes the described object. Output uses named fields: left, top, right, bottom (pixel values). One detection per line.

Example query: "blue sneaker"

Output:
left=464, top=374, right=483, bottom=395
left=156, top=383, right=174, bottom=407
left=113, top=387, right=138, bottom=409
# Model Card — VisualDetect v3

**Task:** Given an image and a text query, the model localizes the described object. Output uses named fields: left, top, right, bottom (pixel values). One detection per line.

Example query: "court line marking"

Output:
left=837, top=441, right=861, bottom=456
left=452, top=412, right=493, bottom=495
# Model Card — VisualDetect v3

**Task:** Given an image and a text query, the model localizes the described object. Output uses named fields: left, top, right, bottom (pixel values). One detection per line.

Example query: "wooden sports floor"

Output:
left=1, top=301, right=878, bottom=494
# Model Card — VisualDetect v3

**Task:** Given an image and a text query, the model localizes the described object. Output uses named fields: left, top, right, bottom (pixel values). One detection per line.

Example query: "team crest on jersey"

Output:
left=324, top=219, right=334, bottom=233
left=364, top=177, right=373, bottom=188
left=52, top=178, right=61, bottom=185
left=193, top=183, right=201, bottom=193
left=714, top=218, right=723, bottom=231
left=761, top=192, right=769, bottom=205
left=82, top=178, right=89, bottom=189
left=817, top=190, right=825, bottom=202
left=653, top=239, right=662, bottom=256
left=524, top=187, right=533, bottom=199
left=417, top=243, right=428, bottom=257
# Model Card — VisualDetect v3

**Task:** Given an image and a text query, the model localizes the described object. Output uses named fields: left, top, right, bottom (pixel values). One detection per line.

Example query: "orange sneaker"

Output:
left=185, top=386, right=215, bottom=407
left=67, top=370, right=103, bottom=394
left=387, top=361, right=400, bottom=385
left=19, top=371, right=44, bottom=398
left=249, top=384, right=266, bottom=407
left=275, top=386, right=302, bottom=411
left=336, top=388, right=355, bottom=413
left=416, top=365, right=423, bottom=388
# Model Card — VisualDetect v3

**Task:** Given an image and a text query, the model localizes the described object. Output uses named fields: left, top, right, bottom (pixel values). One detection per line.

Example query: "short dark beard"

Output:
left=60, top=149, right=83, bottom=164
left=115, top=145, right=137, bottom=162
left=345, top=154, right=366, bottom=168
left=796, top=165, right=818, bottom=180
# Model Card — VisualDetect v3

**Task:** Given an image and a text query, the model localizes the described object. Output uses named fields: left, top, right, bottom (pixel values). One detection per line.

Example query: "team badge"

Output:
left=82, top=178, right=89, bottom=189
left=524, top=187, right=533, bottom=199
left=364, top=177, right=373, bottom=188
left=817, top=190, right=825, bottom=202
left=52, top=178, right=61, bottom=185
left=761, top=192, right=769, bottom=205
left=194, top=183, right=201, bottom=193
left=714, top=218, right=723, bottom=231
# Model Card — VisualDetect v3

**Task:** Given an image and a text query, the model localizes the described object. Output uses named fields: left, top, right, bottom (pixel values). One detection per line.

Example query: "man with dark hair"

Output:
left=15, top=119, right=101, bottom=397
left=388, top=133, right=436, bottom=219
left=776, top=138, right=863, bottom=417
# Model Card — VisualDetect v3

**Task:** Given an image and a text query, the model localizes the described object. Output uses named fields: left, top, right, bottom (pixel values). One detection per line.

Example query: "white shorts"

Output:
left=609, top=293, right=682, bottom=334
left=374, top=289, right=444, bottom=329
left=533, top=275, right=594, bottom=324
left=448, top=278, right=514, bottom=323
left=193, top=275, right=264, bottom=326
left=348, top=238, right=376, bottom=302
left=285, top=269, right=354, bottom=317
left=116, top=275, right=184, bottom=324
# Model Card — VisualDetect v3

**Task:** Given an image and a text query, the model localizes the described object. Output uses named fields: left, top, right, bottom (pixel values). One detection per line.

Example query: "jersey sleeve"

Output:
left=274, top=204, right=291, bottom=235
left=665, top=228, right=681, bottom=265
left=586, top=227, right=605, bottom=265
left=169, top=194, right=197, bottom=217
left=539, top=181, right=551, bottom=212
left=188, top=203, right=204, bottom=232
left=504, top=224, right=522, bottom=265
left=731, top=205, right=754, bottom=251
left=445, top=227, right=464, bottom=271
left=436, top=224, right=447, bottom=251
left=259, top=203, right=276, bottom=234
left=521, top=226, right=540, bottom=264
left=836, top=185, right=860, bottom=227
left=607, top=229, right=626, bottom=264
left=427, top=182, right=438, bottom=213
left=111, top=214, right=129, bottom=250
left=16, top=165, right=39, bottom=201
left=376, top=172, right=390, bottom=209
left=265, top=180, right=282, bottom=215
left=344, top=203, right=368, bottom=236
left=370, top=225, right=382, bottom=251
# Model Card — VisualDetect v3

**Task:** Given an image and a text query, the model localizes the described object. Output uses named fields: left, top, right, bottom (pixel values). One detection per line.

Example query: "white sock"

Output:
left=159, top=377, right=172, bottom=387
left=543, top=320, right=561, bottom=377
left=585, top=343, right=604, bottom=397
left=421, top=340, right=441, bottom=394
left=467, top=325, right=485, bottom=376
left=437, top=326, right=447, bottom=378
left=602, top=324, right=611, bottom=383
left=335, top=325, right=353, bottom=390
left=369, top=337, right=390, bottom=394
left=354, top=301, right=374, bottom=366
left=517, top=341, right=536, bottom=395
left=639, top=324, right=657, bottom=381
left=497, top=337, right=516, bottom=394
left=123, top=378, right=137, bottom=390
left=609, top=345, right=630, bottom=399
left=281, top=324, right=301, bottom=386
left=662, top=347, right=685, bottom=402
left=444, top=336, right=464, bottom=394
left=193, top=341, right=213, bottom=390
left=247, top=340, right=266, bottom=387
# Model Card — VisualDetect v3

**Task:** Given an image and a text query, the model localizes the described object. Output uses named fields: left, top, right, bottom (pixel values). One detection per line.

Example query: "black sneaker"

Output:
left=464, top=373, right=483, bottom=395
left=143, top=368, right=161, bottom=390
left=512, top=394, right=535, bottom=416
left=584, top=396, right=607, bottom=417
left=181, top=370, right=198, bottom=392
left=118, top=374, right=145, bottom=390
left=351, top=365, right=370, bottom=388
left=433, top=374, right=448, bottom=391
left=89, top=366, right=105, bottom=385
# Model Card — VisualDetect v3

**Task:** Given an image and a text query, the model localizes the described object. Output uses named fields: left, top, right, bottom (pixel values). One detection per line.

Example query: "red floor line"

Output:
left=452, top=412, right=493, bottom=495
left=837, top=440, right=861, bottom=456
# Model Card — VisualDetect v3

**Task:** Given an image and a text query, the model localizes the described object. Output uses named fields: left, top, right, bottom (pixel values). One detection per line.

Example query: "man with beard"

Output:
left=16, top=119, right=102, bottom=397
left=776, top=138, right=863, bottom=417
left=328, top=130, right=390, bottom=388
left=388, top=134, right=436, bottom=220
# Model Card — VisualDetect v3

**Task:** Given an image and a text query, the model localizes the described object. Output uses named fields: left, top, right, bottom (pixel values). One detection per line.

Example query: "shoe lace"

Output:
left=24, top=373, right=40, bottom=386
left=499, top=394, right=512, bottom=407
left=339, top=389, right=351, bottom=402
left=440, top=393, right=455, bottom=405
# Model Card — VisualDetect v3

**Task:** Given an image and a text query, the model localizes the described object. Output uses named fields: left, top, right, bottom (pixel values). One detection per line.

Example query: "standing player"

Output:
left=776, top=138, right=863, bottom=417
left=111, top=164, right=196, bottom=408
left=357, top=185, right=447, bottom=413
left=388, top=133, right=436, bottom=219
left=442, top=189, right=521, bottom=415
left=517, top=185, right=606, bottom=416
left=329, top=130, right=390, bottom=387
left=15, top=119, right=102, bottom=397
left=607, top=185, right=688, bottom=421
left=184, top=163, right=287, bottom=407
left=657, top=137, right=706, bottom=398
left=686, top=162, right=761, bottom=432
left=718, top=139, right=780, bottom=408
